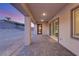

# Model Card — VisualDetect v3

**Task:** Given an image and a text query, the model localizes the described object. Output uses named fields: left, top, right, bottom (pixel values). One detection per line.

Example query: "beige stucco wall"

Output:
left=49, top=3, right=79, bottom=55
left=33, top=24, right=37, bottom=35
left=42, top=22, right=49, bottom=35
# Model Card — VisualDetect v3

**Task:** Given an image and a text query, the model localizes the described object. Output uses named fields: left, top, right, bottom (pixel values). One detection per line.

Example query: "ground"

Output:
left=12, top=35, right=74, bottom=56
left=0, top=20, right=74, bottom=56
left=0, top=20, right=24, bottom=55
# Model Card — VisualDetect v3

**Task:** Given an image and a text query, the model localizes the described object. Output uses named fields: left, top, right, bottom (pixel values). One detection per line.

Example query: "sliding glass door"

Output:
left=53, top=19, right=59, bottom=37
left=50, top=18, right=59, bottom=39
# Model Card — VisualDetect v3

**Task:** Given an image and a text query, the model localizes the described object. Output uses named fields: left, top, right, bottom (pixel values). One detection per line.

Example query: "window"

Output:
left=53, top=18, right=59, bottom=37
left=71, top=6, right=79, bottom=39
left=50, top=18, right=59, bottom=38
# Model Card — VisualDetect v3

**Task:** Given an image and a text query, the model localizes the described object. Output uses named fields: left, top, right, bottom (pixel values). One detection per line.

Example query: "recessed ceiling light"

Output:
left=42, top=13, right=46, bottom=16
left=41, top=19, right=44, bottom=22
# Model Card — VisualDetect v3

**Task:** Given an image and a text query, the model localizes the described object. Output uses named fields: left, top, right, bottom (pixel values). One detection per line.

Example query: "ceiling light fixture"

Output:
left=41, top=19, right=44, bottom=22
left=42, top=13, right=46, bottom=16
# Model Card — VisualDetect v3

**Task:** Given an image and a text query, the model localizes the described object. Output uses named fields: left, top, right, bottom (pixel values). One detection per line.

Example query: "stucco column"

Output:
left=24, top=17, right=32, bottom=45
left=34, top=24, right=37, bottom=35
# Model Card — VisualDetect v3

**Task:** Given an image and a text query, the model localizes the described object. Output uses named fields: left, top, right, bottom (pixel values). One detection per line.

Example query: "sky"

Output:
left=0, top=3, right=25, bottom=24
left=0, top=3, right=35, bottom=27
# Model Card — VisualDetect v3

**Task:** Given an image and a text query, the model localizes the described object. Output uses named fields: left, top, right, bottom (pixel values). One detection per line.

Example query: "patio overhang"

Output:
left=11, top=3, right=36, bottom=24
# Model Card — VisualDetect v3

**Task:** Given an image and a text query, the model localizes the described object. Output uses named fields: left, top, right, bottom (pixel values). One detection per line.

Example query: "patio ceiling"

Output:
left=11, top=3, right=68, bottom=23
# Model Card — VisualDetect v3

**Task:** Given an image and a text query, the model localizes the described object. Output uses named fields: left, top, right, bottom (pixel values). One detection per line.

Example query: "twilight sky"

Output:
left=0, top=3, right=25, bottom=24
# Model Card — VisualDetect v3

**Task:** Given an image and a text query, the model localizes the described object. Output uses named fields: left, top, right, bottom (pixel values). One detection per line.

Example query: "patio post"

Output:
left=24, top=16, right=32, bottom=45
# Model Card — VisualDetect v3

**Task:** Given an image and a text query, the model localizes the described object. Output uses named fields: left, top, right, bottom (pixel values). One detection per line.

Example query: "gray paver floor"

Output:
left=16, top=35, right=74, bottom=56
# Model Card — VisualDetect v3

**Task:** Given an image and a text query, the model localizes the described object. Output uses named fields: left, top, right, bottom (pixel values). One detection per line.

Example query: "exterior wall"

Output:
left=33, top=24, right=37, bottom=35
left=49, top=4, right=79, bottom=55
left=42, top=22, right=49, bottom=35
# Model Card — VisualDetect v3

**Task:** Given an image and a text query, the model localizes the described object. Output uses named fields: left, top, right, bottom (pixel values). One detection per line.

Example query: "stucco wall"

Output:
left=50, top=3, right=79, bottom=55
left=42, top=22, right=49, bottom=35
left=33, top=24, right=37, bottom=35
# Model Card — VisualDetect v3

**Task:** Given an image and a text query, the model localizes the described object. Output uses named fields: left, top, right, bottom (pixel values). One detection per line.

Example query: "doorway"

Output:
left=37, top=24, right=42, bottom=34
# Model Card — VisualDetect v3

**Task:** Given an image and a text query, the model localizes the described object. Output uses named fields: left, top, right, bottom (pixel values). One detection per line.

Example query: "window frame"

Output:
left=71, top=5, right=79, bottom=39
